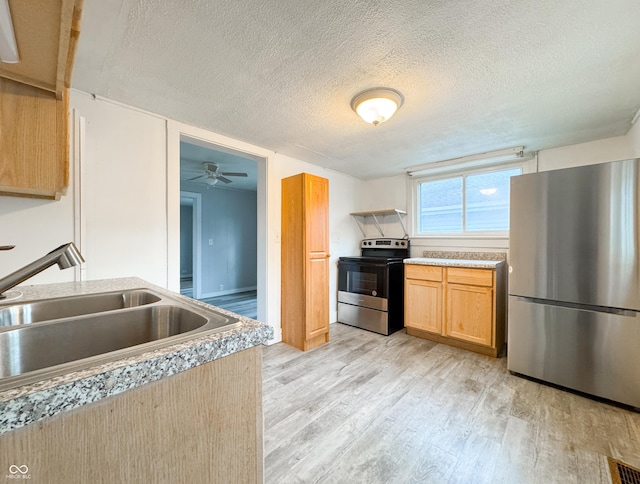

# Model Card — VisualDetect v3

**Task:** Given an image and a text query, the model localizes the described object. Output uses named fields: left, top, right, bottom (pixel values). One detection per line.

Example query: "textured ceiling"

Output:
left=73, top=0, right=640, bottom=180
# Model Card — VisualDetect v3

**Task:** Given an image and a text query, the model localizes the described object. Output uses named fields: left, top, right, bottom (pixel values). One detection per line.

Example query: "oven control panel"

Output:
left=361, top=238, right=408, bottom=248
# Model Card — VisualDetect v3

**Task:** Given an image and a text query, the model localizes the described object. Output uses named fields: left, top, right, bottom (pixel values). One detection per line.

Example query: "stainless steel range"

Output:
left=337, top=238, right=409, bottom=335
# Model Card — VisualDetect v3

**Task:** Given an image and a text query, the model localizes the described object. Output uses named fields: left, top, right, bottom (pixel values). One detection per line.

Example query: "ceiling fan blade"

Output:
left=217, top=176, right=233, bottom=184
left=220, top=172, right=248, bottom=177
left=186, top=175, right=204, bottom=181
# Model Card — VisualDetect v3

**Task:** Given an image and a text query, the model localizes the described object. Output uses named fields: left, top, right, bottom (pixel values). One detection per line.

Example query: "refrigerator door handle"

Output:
left=515, top=296, right=638, bottom=317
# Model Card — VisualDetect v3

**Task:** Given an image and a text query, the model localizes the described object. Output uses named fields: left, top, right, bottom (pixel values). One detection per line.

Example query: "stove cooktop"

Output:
left=338, top=256, right=406, bottom=264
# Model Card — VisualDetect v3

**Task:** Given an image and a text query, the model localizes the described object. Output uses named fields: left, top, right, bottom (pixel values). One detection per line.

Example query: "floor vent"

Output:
left=609, top=457, right=640, bottom=484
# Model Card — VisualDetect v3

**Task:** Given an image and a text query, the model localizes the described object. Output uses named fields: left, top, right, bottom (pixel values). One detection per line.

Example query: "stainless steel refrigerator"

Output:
left=508, top=158, right=640, bottom=408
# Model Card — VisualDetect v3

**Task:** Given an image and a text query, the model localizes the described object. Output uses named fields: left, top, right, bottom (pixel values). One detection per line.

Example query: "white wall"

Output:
left=354, top=174, right=408, bottom=240
left=0, top=188, right=76, bottom=285
left=73, top=92, right=168, bottom=286
left=358, top=175, right=407, bottom=213
left=536, top=134, right=634, bottom=172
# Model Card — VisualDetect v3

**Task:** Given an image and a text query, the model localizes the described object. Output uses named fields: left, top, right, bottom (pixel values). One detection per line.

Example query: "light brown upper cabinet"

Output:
left=0, top=0, right=83, bottom=97
left=281, top=173, right=330, bottom=351
left=0, top=0, right=84, bottom=200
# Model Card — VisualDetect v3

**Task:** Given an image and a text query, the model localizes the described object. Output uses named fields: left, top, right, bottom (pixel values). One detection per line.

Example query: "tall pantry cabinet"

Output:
left=281, top=173, right=330, bottom=351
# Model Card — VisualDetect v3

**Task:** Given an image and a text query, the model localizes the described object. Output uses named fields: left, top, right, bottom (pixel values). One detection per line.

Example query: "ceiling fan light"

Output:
left=351, top=88, right=404, bottom=126
left=206, top=177, right=218, bottom=186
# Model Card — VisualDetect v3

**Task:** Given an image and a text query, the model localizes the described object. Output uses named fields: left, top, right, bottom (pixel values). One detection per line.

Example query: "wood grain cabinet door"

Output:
left=305, top=174, right=329, bottom=257
left=281, top=172, right=329, bottom=351
left=306, top=257, right=329, bottom=338
left=304, top=174, right=329, bottom=339
left=445, top=283, right=494, bottom=346
left=405, top=278, right=442, bottom=334
left=0, top=79, right=68, bottom=199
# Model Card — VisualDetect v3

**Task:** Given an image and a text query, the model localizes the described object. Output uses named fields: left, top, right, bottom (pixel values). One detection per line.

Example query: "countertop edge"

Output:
left=0, top=277, right=273, bottom=434
left=404, top=257, right=504, bottom=269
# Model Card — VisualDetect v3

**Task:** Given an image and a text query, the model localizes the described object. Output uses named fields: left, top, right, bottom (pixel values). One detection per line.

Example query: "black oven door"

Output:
left=338, top=259, right=389, bottom=299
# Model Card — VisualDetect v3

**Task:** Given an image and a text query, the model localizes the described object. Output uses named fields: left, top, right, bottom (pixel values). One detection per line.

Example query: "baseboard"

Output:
left=199, top=286, right=257, bottom=299
left=266, top=321, right=334, bottom=346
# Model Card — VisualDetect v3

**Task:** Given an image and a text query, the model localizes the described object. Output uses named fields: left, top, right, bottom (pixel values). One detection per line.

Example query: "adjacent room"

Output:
left=179, top=138, right=260, bottom=319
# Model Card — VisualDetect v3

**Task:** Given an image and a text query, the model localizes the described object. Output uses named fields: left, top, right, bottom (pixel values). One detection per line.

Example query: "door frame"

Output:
left=180, top=191, right=202, bottom=299
left=167, top=121, right=269, bottom=323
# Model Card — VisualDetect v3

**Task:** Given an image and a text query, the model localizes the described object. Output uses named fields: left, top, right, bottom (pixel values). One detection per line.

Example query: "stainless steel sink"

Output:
left=0, top=290, right=161, bottom=327
left=0, top=288, right=241, bottom=390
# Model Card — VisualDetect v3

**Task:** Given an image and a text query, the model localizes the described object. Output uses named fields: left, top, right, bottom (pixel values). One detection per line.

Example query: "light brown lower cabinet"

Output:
left=405, top=263, right=506, bottom=357
left=0, top=348, right=264, bottom=482
left=445, top=283, right=494, bottom=346
left=405, top=264, right=444, bottom=336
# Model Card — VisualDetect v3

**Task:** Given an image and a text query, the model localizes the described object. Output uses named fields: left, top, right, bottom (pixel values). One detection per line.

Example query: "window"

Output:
left=416, top=167, right=522, bottom=235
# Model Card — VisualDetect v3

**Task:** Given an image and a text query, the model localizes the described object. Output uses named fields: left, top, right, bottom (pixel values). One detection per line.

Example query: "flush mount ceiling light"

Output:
left=0, top=0, right=19, bottom=63
left=351, top=88, right=404, bottom=126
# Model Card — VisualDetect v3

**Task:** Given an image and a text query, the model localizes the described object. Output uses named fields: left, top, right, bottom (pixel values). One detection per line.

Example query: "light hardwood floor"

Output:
left=263, top=323, right=640, bottom=484
left=202, top=290, right=257, bottom=319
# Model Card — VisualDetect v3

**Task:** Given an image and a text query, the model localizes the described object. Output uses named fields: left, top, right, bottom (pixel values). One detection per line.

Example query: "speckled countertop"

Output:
left=0, top=277, right=273, bottom=435
left=404, top=257, right=504, bottom=269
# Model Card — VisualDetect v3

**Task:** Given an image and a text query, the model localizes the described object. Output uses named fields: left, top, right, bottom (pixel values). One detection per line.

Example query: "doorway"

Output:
left=178, top=137, right=262, bottom=320
left=180, top=202, right=193, bottom=296
left=179, top=192, right=202, bottom=299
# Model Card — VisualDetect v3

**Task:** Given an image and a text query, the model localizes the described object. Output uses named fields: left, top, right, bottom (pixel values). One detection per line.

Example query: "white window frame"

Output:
left=409, top=159, right=536, bottom=240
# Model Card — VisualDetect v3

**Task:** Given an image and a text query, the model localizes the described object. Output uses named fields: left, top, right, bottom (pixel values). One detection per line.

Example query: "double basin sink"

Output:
left=0, top=289, right=240, bottom=391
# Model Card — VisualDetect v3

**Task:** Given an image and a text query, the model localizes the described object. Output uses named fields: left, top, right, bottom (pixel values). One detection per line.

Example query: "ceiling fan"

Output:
left=185, top=162, right=248, bottom=186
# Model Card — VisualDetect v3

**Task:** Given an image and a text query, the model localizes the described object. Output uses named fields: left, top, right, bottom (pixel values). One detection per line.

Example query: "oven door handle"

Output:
left=339, top=262, right=388, bottom=269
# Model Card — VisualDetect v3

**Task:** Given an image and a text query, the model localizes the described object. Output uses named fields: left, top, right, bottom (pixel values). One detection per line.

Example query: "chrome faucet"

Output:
left=0, top=243, right=85, bottom=299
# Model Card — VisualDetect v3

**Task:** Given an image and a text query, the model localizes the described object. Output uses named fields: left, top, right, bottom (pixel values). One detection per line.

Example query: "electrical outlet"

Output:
left=208, top=239, right=213, bottom=246
left=219, top=284, right=224, bottom=291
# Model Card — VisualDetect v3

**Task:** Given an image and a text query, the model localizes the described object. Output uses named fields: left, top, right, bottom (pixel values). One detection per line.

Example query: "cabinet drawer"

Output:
left=446, top=267, right=494, bottom=287
left=405, top=264, right=443, bottom=282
